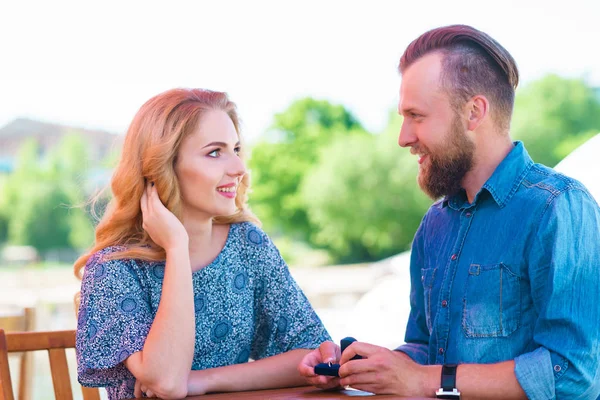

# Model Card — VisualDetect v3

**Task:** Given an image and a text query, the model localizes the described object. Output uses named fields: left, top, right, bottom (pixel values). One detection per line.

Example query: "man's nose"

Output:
left=398, top=122, right=415, bottom=148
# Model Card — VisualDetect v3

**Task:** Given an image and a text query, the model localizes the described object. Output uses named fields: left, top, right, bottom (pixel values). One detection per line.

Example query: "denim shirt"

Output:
left=397, top=142, right=600, bottom=399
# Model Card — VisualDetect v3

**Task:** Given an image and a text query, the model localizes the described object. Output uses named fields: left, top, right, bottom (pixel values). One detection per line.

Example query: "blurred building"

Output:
left=0, top=117, right=123, bottom=174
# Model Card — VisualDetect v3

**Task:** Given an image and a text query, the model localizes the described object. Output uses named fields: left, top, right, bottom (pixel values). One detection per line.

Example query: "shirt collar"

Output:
left=443, top=141, right=534, bottom=210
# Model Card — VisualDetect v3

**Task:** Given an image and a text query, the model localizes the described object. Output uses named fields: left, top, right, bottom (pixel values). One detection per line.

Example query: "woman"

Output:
left=74, top=88, right=330, bottom=399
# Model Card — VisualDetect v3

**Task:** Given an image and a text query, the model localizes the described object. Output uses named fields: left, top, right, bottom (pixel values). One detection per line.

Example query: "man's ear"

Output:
left=466, top=95, right=489, bottom=131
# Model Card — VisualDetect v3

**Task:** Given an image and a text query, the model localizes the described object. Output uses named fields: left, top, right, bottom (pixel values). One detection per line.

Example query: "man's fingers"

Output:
left=340, top=371, right=380, bottom=389
left=338, top=359, right=376, bottom=378
left=339, top=341, right=381, bottom=364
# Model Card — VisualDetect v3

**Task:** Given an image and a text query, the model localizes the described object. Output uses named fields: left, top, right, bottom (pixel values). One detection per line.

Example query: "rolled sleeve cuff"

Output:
left=514, top=347, right=555, bottom=400
left=394, top=343, right=428, bottom=365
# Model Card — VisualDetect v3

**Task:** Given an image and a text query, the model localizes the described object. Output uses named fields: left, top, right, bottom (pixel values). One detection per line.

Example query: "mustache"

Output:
left=410, top=145, right=430, bottom=156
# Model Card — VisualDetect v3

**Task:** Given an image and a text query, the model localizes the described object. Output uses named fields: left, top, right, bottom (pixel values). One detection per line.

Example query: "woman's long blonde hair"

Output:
left=74, top=88, right=259, bottom=293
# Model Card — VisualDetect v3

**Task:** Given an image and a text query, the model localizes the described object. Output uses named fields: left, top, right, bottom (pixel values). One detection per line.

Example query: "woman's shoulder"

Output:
left=84, top=246, right=153, bottom=279
left=86, top=246, right=129, bottom=267
left=231, top=221, right=271, bottom=248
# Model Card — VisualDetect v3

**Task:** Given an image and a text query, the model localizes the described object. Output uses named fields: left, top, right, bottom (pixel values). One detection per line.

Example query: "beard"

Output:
left=417, top=114, right=475, bottom=200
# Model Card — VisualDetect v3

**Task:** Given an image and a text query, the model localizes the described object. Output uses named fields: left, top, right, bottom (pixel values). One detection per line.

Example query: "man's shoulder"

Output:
left=522, top=163, right=591, bottom=199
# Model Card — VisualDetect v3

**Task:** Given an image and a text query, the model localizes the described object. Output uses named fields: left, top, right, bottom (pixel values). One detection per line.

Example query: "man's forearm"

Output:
left=420, top=360, right=527, bottom=400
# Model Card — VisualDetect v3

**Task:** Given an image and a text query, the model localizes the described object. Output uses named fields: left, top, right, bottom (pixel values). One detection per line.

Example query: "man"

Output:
left=298, top=25, right=600, bottom=399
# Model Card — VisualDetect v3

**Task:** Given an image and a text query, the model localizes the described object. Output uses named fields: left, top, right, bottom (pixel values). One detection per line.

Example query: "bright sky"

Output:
left=1, top=0, right=599, bottom=142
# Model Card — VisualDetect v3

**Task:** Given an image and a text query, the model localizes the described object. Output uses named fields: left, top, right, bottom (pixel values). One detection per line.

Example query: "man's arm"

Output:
left=395, top=216, right=430, bottom=364
left=339, top=342, right=527, bottom=399
left=513, top=188, right=600, bottom=399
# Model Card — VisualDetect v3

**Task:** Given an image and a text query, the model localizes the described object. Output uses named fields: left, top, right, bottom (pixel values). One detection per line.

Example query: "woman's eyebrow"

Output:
left=202, top=141, right=241, bottom=149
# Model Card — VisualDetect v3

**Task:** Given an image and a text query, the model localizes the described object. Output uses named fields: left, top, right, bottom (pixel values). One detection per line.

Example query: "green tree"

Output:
left=249, top=98, right=367, bottom=242
left=1, top=134, right=95, bottom=254
left=9, top=181, right=74, bottom=253
left=301, top=112, right=431, bottom=263
left=512, top=75, right=600, bottom=166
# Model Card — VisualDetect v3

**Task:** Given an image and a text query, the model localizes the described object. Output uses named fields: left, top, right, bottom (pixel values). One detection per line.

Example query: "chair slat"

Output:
left=5, top=331, right=75, bottom=353
left=48, top=349, right=73, bottom=400
left=82, top=386, right=101, bottom=400
left=0, top=329, right=99, bottom=400
left=17, top=308, right=34, bottom=400
left=0, top=330, right=16, bottom=400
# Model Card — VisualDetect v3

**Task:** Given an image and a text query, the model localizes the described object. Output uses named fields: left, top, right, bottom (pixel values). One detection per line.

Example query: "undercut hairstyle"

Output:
left=399, top=25, right=519, bottom=132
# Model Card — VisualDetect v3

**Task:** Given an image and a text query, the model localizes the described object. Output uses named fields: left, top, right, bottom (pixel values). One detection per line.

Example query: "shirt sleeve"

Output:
left=395, top=214, right=430, bottom=365
left=514, top=188, right=600, bottom=399
left=76, top=250, right=154, bottom=388
left=246, top=227, right=331, bottom=360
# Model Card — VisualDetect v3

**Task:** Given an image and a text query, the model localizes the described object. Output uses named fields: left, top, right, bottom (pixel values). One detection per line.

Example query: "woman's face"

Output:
left=174, top=109, right=246, bottom=221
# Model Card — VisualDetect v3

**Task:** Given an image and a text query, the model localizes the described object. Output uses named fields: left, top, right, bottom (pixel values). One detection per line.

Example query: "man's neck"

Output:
left=462, top=134, right=514, bottom=203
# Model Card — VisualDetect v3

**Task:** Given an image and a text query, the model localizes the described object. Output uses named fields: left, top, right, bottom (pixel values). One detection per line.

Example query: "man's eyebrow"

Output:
left=202, top=141, right=241, bottom=149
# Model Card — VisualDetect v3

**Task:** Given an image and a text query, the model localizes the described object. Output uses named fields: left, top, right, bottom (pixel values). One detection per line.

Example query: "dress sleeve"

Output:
left=245, top=226, right=331, bottom=360
left=75, top=250, right=154, bottom=387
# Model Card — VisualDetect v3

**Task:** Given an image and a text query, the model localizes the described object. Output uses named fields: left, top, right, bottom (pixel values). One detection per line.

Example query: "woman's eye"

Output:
left=208, top=149, right=220, bottom=158
left=234, top=147, right=241, bottom=155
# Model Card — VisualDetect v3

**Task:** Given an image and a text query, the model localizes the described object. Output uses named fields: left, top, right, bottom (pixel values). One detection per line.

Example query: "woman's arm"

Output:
left=125, top=183, right=195, bottom=399
left=187, top=349, right=311, bottom=395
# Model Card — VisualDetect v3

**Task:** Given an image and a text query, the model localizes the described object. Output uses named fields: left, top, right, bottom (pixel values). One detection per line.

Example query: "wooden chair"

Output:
left=0, top=308, right=34, bottom=400
left=0, top=329, right=100, bottom=400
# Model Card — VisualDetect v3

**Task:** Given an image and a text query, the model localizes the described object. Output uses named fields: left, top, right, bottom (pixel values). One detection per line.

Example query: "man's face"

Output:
left=398, top=52, right=475, bottom=199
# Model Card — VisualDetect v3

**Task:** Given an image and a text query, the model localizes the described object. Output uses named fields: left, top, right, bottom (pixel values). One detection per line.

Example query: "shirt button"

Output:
left=441, top=300, right=448, bottom=307
left=451, top=254, right=457, bottom=261
left=554, top=365, right=561, bottom=372
left=465, top=212, right=472, bottom=217
left=438, top=348, right=445, bottom=355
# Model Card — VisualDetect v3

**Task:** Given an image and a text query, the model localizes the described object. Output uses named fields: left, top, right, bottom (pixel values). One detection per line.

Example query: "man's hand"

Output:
left=297, top=341, right=342, bottom=390
left=338, top=342, right=426, bottom=396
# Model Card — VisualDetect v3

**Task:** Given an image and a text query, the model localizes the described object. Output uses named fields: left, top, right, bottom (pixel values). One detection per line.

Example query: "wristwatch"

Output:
left=435, top=364, right=460, bottom=399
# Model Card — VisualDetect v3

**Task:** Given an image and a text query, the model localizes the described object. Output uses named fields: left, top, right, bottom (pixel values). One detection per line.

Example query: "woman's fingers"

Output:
left=134, top=380, right=142, bottom=398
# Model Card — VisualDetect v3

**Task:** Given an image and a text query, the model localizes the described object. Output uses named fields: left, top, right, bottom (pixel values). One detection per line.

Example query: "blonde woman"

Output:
left=74, top=88, right=330, bottom=399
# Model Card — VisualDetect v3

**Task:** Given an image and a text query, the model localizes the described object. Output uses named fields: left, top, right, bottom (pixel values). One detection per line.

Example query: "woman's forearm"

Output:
left=130, top=245, right=195, bottom=396
left=188, top=349, right=311, bottom=395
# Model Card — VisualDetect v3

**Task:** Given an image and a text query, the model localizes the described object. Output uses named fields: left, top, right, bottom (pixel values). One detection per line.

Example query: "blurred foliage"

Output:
left=249, top=98, right=368, bottom=244
left=302, top=112, right=431, bottom=262
left=512, top=74, right=600, bottom=167
left=0, top=135, right=95, bottom=255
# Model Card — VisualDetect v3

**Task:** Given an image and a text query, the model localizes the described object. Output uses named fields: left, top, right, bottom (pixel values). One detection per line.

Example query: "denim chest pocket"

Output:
left=421, top=267, right=437, bottom=332
left=462, top=263, right=521, bottom=338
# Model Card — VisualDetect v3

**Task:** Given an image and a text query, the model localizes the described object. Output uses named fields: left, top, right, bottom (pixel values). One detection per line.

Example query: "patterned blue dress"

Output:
left=75, top=222, right=331, bottom=399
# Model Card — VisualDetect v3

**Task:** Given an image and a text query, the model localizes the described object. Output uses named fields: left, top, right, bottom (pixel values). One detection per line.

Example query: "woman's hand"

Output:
left=140, top=182, right=189, bottom=252
left=297, top=341, right=342, bottom=390
left=134, top=379, right=155, bottom=398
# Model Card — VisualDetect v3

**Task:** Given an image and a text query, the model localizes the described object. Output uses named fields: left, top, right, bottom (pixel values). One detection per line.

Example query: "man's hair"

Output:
left=399, top=25, right=519, bottom=132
